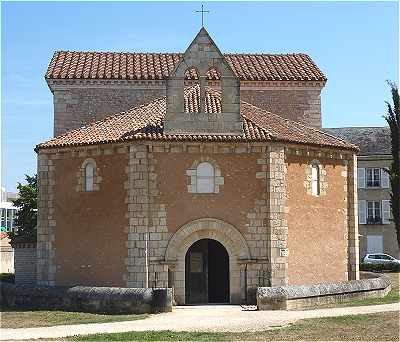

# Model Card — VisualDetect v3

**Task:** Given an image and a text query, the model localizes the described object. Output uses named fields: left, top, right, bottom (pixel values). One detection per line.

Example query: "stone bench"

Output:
left=257, top=275, right=391, bottom=310
left=0, top=283, right=172, bottom=314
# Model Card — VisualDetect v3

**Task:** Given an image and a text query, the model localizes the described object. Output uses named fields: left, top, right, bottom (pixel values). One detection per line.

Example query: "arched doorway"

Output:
left=185, top=239, right=230, bottom=304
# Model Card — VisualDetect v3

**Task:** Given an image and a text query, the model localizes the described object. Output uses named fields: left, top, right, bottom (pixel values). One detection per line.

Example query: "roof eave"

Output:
left=35, top=135, right=358, bottom=154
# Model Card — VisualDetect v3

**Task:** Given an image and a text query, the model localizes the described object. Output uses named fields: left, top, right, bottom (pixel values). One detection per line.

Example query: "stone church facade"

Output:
left=36, top=28, right=359, bottom=304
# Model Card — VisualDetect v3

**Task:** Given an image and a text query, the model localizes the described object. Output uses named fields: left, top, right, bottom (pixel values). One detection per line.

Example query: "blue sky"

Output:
left=1, top=1, right=399, bottom=191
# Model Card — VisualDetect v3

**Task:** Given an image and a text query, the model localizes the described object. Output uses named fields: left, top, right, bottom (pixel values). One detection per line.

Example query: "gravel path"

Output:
left=1, top=303, right=398, bottom=341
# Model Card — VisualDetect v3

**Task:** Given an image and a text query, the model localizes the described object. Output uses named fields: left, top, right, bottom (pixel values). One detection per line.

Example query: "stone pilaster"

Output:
left=243, top=152, right=270, bottom=290
left=265, top=145, right=288, bottom=286
left=346, top=154, right=360, bottom=280
left=36, top=152, right=56, bottom=285
left=125, top=144, right=169, bottom=288
left=147, top=145, right=169, bottom=288
left=125, top=145, right=150, bottom=288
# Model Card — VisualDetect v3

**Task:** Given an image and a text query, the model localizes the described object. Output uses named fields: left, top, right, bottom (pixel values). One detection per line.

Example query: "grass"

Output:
left=0, top=308, right=148, bottom=329
left=325, top=272, right=400, bottom=308
left=71, top=311, right=400, bottom=341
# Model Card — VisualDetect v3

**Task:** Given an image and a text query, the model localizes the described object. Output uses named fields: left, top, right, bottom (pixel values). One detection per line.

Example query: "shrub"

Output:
left=360, top=262, right=400, bottom=272
left=0, top=273, right=15, bottom=283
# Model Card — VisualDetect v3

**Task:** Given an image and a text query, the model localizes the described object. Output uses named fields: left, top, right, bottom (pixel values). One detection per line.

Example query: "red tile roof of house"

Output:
left=45, top=51, right=327, bottom=82
left=37, top=86, right=356, bottom=151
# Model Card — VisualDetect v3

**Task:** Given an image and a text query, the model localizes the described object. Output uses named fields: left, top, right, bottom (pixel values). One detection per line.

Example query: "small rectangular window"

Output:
left=85, top=163, right=95, bottom=192
left=311, top=164, right=320, bottom=196
left=6, top=209, right=12, bottom=231
left=366, top=168, right=381, bottom=188
left=367, top=201, right=381, bottom=224
left=0, top=209, right=6, bottom=231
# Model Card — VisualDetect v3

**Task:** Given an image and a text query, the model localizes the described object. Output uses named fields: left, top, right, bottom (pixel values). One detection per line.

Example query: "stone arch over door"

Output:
left=165, top=218, right=251, bottom=304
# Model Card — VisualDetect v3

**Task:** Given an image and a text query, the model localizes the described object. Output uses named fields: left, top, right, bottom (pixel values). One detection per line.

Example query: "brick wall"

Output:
left=53, top=87, right=165, bottom=136
left=241, top=88, right=322, bottom=128
left=51, top=83, right=323, bottom=137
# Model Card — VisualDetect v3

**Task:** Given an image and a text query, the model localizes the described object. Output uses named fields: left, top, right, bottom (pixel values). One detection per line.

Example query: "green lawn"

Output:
left=72, top=311, right=400, bottom=341
left=328, top=272, right=400, bottom=308
left=0, top=308, right=148, bottom=329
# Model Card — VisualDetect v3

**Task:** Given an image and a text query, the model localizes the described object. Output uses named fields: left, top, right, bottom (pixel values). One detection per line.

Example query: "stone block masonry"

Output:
left=164, top=28, right=243, bottom=135
left=241, top=87, right=322, bottom=128
left=257, top=274, right=390, bottom=310
left=0, top=284, right=172, bottom=314
left=36, top=152, right=56, bottom=286
left=53, top=86, right=165, bottom=136
left=50, top=81, right=324, bottom=137
left=125, top=144, right=169, bottom=289
left=12, top=242, right=37, bottom=285
left=33, top=141, right=358, bottom=305
left=265, top=145, right=288, bottom=287
left=346, top=154, right=360, bottom=280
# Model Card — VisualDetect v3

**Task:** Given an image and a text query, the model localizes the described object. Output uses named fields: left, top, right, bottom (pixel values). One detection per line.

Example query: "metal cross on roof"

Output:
left=196, top=4, right=210, bottom=27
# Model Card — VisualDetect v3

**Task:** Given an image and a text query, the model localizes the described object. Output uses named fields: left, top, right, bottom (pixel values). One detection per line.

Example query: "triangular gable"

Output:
left=165, top=28, right=242, bottom=135
left=170, top=27, right=236, bottom=78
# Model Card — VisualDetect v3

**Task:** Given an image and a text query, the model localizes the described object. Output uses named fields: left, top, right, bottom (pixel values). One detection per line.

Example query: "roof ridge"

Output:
left=46, top=52, right=326, bottom=82
left=53, top=50, right=312, bottom=57
left=325, top=126, right=389, bottom=129
left=54, top=50, right=183, bottom=55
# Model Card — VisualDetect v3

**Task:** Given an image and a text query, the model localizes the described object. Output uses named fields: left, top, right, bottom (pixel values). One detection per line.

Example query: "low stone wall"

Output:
left=0, top=284, right=172, bottom=314
left=257, top=275, right=391, bottom=310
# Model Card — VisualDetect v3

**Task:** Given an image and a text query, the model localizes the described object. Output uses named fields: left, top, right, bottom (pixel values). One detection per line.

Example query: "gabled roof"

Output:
left=45, top=51, right=327, bottom=82
left=324, top=127, right=391, bottom=156
left=37, top=86, right=356, bottom=151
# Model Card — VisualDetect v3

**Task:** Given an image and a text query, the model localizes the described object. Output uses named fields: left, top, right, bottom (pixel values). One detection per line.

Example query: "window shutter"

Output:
left=358, top=200, right=367, bottom=224
left=381, top=169, right=390, bottom=189
left=357, top=168, right=365, bottom=188
left=382, top=200, right=391, bottom=224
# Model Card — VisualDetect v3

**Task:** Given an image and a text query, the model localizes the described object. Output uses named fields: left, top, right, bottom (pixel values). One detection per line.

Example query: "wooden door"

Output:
left=185, top=239, right=208, bottom=304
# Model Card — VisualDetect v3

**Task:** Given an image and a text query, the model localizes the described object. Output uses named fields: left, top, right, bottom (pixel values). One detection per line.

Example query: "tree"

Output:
left=384, top=81, right=400, bottom=249
left=7, top=174, right=37, bottom=243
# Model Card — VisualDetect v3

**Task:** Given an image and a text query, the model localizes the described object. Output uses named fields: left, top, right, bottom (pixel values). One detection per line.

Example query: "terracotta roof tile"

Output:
left=45, top=51, right=326, bottom=82
left=37, top=86, right=355, bottom=151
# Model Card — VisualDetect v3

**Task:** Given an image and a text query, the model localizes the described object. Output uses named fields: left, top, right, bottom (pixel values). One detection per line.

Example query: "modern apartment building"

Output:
left=0, top=187, right=17, bottom=273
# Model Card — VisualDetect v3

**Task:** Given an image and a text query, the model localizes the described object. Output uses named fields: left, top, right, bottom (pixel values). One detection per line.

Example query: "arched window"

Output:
left=184, top=67, right=201, bottom=113
left=85, top=162, right=95, bottom=192
left=311, top=163, right=320, bottom=196
left=196, top=162, right=215, bottom=193
left=206, top=67, right=222, bottom=113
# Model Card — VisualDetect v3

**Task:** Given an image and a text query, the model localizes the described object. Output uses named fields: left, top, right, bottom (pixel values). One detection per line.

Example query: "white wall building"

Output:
left=325, top=127, right=399, bottom=258
left=0, top=187, right=17, bottom=273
